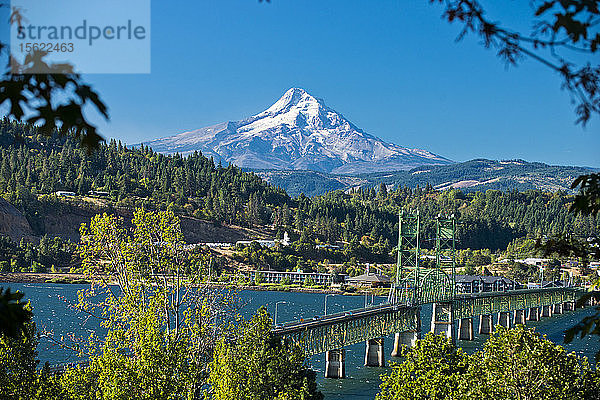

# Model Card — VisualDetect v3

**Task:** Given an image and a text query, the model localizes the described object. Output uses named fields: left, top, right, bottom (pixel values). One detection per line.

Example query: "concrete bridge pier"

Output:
left=527, top=307, right=540, bottom=321
left=391, top=311, right=421, bottom=356
left=364, top=338, right=385, bottom=367
left=541, top=304, right=552, bottom=318
left=478, top=314, right=494, bottom=335
left=587, top=296, right=597, bottom=307
left=458, top=318, right=474, bottom=340
left=391, top=331, right=419, bottom=356
left=513, top=309, right=526, bottom=325
left=563, top=301, right=575, bottom=312
left=325, top=349, right=346, bottom=379
left=497, top=311, right=511, bottom=328
left=553, top=303, right=563, bottom=314
left=430, top=302, right=453, bottom=339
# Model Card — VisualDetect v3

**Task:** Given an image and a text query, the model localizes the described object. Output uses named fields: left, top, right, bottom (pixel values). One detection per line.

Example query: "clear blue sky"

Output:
left=2, top=1, right=599, bottom=167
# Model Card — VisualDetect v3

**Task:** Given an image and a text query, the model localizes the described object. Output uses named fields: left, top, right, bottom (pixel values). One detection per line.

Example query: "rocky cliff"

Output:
left=0, top=198, right=35, bottom=243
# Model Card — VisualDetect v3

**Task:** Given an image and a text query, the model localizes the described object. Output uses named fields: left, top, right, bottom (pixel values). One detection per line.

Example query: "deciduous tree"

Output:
left=208, top=308, right=323, bottom=400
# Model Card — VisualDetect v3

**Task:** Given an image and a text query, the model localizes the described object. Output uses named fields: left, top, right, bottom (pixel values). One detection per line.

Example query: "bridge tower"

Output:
left=434, top=213, right=456, bottom=298
left=389, top=210, right=422, bottom=356
left=429, top=214, right=457, bottom=339
left=391, top=211, right=457, bottom=306
left=389, top=209, right=421, bottom=305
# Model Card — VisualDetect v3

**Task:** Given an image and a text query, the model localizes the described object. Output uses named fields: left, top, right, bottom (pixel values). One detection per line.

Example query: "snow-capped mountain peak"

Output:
left=140, top=88, right=452, bottom=174
left=261, top=87, right=319, bottom=115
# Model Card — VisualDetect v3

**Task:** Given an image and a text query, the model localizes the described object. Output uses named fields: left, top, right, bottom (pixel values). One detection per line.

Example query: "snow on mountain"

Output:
left=140, top=88, right=452, bottom=174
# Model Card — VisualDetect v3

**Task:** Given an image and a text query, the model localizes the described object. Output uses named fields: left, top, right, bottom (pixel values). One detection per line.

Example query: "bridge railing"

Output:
left=273, top=301, right=395, bottom=332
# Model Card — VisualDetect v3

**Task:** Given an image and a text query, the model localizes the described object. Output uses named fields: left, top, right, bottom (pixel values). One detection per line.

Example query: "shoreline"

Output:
left=0, top=272, right=358, bottom=295
left=0, top=272, right=90, bottom=284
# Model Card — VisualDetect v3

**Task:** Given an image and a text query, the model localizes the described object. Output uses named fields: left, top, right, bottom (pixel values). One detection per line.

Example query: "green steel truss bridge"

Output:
left=272, top=211, right=589, bottom=377
left=272, top=303, right=418, bottom=356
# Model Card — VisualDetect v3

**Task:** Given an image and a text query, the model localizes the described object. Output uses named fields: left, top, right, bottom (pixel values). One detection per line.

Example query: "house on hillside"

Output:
left=88, top=190, right=109, bottom=197
left=498, top=257, right=550, bottom=266
left=54, top=191, right=75, bottom=197
left=315, top=244, right=342, bottom=250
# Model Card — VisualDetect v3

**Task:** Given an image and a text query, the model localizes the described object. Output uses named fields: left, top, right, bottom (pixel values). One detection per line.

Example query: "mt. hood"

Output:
left=142, top=88, right=452, bottom=174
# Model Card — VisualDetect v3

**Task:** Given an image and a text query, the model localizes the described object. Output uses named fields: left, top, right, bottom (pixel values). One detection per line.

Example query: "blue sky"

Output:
left=2, top=1, right=599, bottom=167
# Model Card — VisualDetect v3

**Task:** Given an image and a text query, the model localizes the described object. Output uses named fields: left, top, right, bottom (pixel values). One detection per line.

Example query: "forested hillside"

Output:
left=0, top=119, right=289, bottom=230
left=257, top=159, right=595, bottom=197
left=0, top=120, right=597, bottom=257
left=291, top=186, right=598, bottom=251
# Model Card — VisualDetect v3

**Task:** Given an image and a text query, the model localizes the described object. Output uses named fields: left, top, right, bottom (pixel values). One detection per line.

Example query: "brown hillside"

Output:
left=0, top=198, right=250, bottom=244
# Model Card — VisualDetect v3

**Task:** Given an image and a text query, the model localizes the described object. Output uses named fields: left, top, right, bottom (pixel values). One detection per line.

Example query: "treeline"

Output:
left=0, top=235, right=75, bottom=272
left=288, top=185, right=598, bottom=251
left=1, top=120, right=598, bottom=255
left=233, top=239, right=392, bottom=275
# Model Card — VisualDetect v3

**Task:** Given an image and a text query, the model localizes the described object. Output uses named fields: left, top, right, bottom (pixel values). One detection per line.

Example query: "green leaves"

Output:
left=377, top=326, right=600, bottom=400
left=377, top=333, right=468, bottom=400
left=0, top=319, right=61, bottom=400
left=0, top=70, right=109, bottom=152
left=61, top=209, right=240, bottom=399
left=208, top=308, right=323, bottom=400
left=535, top=1, right=557, bottom=17
left=470, top=325, right=590, bottom=399
left=432, top=0, right=599, bottom=125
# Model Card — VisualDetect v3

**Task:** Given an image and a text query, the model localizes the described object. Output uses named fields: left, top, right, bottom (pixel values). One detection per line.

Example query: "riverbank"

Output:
left=0, top=272, right=361, bottom=295
left=0, top=272, right=91, bottom=284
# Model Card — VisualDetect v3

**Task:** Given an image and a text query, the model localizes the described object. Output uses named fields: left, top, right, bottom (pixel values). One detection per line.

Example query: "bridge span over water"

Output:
left=272, top=212, right=592, bottom=378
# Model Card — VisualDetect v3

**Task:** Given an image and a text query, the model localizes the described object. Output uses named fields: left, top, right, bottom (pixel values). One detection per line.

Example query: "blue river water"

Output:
left=3, top=283, right=599, bottom=400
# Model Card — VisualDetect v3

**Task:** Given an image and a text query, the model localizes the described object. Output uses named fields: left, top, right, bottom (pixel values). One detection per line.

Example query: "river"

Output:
left=4, top=283, right=599, bottom=400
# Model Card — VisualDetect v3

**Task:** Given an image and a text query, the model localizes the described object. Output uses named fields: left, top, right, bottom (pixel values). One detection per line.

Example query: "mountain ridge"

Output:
left=253, top=158, right=595, bottom=197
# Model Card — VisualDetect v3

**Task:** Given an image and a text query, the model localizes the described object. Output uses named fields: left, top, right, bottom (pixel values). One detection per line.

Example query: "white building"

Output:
left=236, top=240, right=277, bottom=248
left=248, top=270, right=346, bottom=286
left=54, top=191, right=76, bottom=197
left=498, top=257, right=550, bottom=266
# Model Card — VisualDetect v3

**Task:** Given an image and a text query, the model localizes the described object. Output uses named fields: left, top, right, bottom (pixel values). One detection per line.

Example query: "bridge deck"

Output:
left=272, top=287, right=584, bottom=355
left=272, top=303, right=408, bottom=335
left=275, top=287, right=582, bottom=334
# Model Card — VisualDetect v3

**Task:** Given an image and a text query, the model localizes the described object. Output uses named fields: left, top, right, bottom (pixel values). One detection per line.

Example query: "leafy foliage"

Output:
left=377, top=326, right=600, bottom=400
left=1, top=5, right=108, bottom=150
left=59, top=209, right=241, bottom=399
left=465, top=325, right=599, bottom=400
left=571, top=173, right=600, bottom=217
left=377, top=333, right=468, bottom=400
left=208, top=308, right=323, bottom=400
left=432, top=0, right=599, bottom=125
left=0, top=319, right=60, bottom=400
